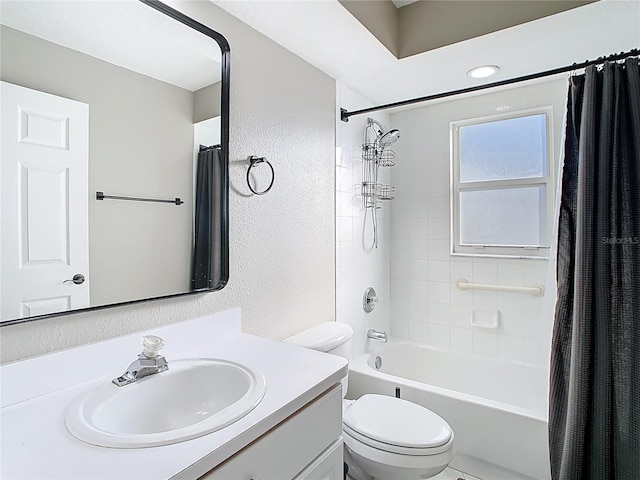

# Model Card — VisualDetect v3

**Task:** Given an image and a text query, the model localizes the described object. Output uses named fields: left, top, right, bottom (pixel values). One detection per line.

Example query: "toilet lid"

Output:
left=343, top=394, right=452, bottom=449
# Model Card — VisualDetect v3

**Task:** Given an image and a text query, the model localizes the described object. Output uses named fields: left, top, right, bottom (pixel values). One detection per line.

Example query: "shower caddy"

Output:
left=362, top=119, right=396, bottom=209
left=361, top=118, right=398, bottom=247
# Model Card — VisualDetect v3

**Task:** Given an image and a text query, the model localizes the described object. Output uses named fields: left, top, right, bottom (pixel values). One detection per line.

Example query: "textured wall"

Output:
left=336, top=84, right=392, bottom=358
left=1, top=0, right=336, bottom=363
left=388, top=78, right=567, bottom=368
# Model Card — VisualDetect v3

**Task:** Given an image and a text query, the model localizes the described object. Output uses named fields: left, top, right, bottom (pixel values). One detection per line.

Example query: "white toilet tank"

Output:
left=284, top=322, right=354, bottom=359
left=284, top=322, right=353, bottom=396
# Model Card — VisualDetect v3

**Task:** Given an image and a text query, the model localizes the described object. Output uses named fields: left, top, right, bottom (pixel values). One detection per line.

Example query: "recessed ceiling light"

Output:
left=467, top=65, right=500, bottom=79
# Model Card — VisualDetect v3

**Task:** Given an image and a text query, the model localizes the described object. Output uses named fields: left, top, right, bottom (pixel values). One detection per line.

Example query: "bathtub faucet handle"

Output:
left=363, top=287, right=378, bottom=313
left=367, top=329, right=388, bottom=343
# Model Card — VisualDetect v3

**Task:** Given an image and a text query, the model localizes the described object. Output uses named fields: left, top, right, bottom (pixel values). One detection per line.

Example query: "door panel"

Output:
left=1, top=81, right=89, bottom=319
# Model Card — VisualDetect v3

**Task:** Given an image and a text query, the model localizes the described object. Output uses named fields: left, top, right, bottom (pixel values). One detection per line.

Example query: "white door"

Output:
left=1, top=81, right=90, bottom=320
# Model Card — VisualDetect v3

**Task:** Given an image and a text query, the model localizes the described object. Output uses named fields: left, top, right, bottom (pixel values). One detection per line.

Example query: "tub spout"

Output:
left=367, top=329, right=388, bottom=343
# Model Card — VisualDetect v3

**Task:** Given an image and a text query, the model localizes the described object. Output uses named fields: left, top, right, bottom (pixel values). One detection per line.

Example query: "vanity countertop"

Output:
left=0, top=308, right=348, bottom=479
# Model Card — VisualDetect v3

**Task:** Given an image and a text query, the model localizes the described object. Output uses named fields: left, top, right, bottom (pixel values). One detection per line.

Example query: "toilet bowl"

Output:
left=284, top=323, right=455, bottom=480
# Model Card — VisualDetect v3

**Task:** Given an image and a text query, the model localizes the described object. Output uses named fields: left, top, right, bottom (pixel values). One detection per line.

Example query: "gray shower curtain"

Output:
left=191, top=145, right=222, bottom=290
left=549, top=58, right=640, bottom=479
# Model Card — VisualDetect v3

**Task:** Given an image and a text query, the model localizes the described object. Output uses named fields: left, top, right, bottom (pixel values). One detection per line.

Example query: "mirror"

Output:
left=0, top=0, right=230, bottom=326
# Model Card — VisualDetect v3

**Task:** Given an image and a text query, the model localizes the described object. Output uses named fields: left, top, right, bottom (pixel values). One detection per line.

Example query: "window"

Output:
left=451, top=108, right=553, bottom=258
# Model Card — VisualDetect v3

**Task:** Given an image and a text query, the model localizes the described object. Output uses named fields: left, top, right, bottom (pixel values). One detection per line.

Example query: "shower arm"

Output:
left=368, top=118, right=386, bottom=147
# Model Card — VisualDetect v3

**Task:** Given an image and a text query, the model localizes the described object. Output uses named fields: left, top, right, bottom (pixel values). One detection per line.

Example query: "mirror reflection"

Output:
left=0, top=0, right=228, bottom=325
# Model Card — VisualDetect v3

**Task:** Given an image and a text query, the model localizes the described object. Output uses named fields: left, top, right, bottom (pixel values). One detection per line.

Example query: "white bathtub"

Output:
left=346, top=341, right=551, bottom=480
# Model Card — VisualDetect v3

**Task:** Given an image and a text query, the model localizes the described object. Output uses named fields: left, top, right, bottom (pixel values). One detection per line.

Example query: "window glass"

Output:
left=460, top=186, right=546, bottom=246
left=459, top=114, right=547, bottom=183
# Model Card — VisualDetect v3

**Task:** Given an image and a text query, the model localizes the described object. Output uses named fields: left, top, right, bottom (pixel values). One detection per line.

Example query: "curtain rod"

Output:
left=340, top=48, right=640, bottom=122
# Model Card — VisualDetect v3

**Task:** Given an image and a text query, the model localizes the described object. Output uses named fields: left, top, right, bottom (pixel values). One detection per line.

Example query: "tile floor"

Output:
left=347, top=466, right=482, bottom=480
left=433, top=466, right=482, bottom=480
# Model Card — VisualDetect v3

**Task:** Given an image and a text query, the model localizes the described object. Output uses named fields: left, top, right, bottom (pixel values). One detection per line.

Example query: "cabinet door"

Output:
left=293, top=438, right=343, bottom=480
left=203, top=384, right=342, bottom=480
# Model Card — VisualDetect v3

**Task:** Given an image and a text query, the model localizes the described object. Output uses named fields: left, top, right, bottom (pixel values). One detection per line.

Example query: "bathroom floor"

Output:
left=346, top=467, right=482, bottom=480
left=433, top=467, right=483, bottom=480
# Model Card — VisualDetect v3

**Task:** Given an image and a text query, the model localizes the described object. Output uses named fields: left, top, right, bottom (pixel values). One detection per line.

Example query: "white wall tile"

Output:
left=409, top=300, right=429, bottom=322
left=409, top=321, right=429, bottom=343
left=408, top=259, right=429, bottom=280
left=473, top=329, right=498, bottom=356
left=450, top=305, right=472, bottom=328
left=391, top=217, right=412, bottom=239
left=428, top=302, right=450, bottom=325
left=391, top=297, right=409, bottom=319
left=429, top=261, right=450, bottom=282
left=450, top=284, right=473, bottom=307
left=339, top=241, right=354, bottom=267
left=429, top=196, right=450, bottom=219
left=499, top=309, right=527, bottom=337
left=497, top=260, right=525, bottom=286
left=336, top=165, right=353, bottom=193
left=428, top=217, right=449, bottom=239
left=428, top=324, right=451, bottom=348
left=390, top=317, right=409, bottom=339
left=390, top=277, right=410, bottom=299
left=498, top=335, right=525, bottom=363
left=429, top=239, right=450, bottom=260
left=407, top=218, right=429, bottom=239
left=450, top=260, right=473, bottom=282
left=524, top=260, right=550, bottom=284
left=408, top=238, right=430, bottom=260
left=429, top=281, right=450, bottom=304
left=391, top=258, right=409, bottom=279
left=408, top=280, right=430, bottom=300
left=523, top=337, right=541, bottom=365
left=392, top=237, right=411, bottom=258
left=450, top=327, right=473, bottom=353
left=473, top=290, right=498, bottom=309
left=472, top=259, right=498, bottom=283
left=338, top=216, right=353, bottom=242
left=352, top=331, right=366, bottom=358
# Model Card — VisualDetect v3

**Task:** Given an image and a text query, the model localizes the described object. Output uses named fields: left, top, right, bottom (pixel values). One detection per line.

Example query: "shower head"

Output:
left=378, top=129, right=400, bottom=147
left=368, top=118, right=400, bottom=148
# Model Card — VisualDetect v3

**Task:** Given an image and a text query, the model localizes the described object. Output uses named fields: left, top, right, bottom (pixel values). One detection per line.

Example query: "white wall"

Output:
left=336, top=84, right=392, bottom=357
left=389, top=77, right=568, bottom=368
left=1, top=0, right=336, bottom=363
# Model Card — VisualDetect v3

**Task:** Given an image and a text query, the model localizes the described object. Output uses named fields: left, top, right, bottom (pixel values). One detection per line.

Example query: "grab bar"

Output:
left=455, top=278, right=544, bottom=296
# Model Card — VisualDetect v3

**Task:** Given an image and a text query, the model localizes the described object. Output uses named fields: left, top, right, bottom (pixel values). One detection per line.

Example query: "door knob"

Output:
left=64, top=274, right=85, bottom=285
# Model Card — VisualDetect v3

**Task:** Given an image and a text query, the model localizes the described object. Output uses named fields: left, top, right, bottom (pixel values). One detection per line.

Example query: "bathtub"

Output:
left=346, top=341, right=550, bottom=480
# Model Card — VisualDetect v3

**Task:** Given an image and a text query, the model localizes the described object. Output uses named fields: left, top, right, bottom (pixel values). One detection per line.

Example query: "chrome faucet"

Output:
left=112, top=335, right=169, bottom=387
left=367, top=328, right=388, bottom=343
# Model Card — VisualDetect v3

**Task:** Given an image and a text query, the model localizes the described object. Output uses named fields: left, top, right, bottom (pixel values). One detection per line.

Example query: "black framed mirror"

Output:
left=0, top=0, right=229, bottom=326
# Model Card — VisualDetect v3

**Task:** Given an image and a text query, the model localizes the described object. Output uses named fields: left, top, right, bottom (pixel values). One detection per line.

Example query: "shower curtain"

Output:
left=191, top=145, right=222, bottom=290
left=549, top=58, right=640, bottom=479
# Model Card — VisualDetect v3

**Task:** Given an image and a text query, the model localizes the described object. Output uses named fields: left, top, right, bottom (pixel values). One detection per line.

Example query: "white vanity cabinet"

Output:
left=0, top=311, right=349, bottom=480
left=202, top=384, right=343, bottom=480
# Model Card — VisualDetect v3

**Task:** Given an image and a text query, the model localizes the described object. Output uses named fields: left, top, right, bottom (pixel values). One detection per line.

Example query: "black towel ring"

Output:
left=246, top=155, right=275, bottom=195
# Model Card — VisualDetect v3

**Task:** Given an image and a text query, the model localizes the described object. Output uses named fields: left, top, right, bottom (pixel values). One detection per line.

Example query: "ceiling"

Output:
left=211, top=0, right=640, bottom=110
left=391, top=0, right=418, bottom=7
left=0, top=0, right=222, bottom=91
left=2, top=0, right=638, bottom=108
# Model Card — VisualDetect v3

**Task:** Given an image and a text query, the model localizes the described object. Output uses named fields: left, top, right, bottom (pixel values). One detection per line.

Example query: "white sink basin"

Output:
left=65, top=358, right=267, bottom=448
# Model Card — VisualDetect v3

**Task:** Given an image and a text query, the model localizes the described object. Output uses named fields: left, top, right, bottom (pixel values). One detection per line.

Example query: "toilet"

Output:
left=285, top=323, right=454, bottom=480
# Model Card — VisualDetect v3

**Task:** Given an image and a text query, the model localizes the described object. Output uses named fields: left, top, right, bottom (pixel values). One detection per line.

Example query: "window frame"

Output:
left=450, top=107, right=554, bottom=259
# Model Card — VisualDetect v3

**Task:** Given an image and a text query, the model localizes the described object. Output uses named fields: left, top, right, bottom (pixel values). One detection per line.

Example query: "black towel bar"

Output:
left=96, top=192, right=183, bottom=205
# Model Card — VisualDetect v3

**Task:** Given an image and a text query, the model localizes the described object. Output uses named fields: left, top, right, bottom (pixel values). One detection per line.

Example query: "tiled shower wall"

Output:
left=388, top=77, right=568, bottom=369
left=336, top=84, right=392, bottom=358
